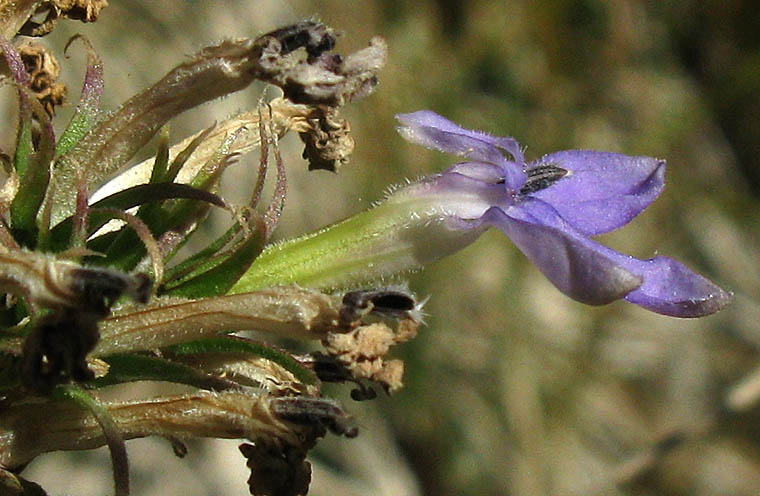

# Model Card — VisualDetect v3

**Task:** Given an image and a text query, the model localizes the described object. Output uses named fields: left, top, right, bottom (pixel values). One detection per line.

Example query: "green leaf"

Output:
left=162, top=221, right=242, bottom=283
left=95, top=353, right=235, bottom=390
left=168, top=336, right=317, bottom=386
left=148, top=125, right=171, bottom=183
left=55, top=35, right=104, bottom=158
left=13, top=101, right=33, bottom=178
left=163, top=122, right=216, bottom=183
left=160, top=216, right=266, bottom=298
left=11, top=89, right=55, bottom=247
left=47, top=182, right=226, bottom=252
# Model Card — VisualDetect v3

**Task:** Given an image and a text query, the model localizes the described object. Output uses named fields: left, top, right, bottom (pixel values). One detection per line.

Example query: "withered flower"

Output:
left=0, top=17, right=395, bottom=496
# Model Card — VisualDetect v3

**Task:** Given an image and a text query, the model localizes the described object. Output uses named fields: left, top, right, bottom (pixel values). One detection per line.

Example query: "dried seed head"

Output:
left=252, top=22, right=386, bottom=107
left=52, top=0, right=108, bottom=23
left=299, top=106, right=354, bottom=172
left=18, top=0, right=108, bottom=37
left=239, top=442, right=312, bottom=496
left=17, top=41, right=66, bottom=116
left=323, top=319, right=419, bottom=394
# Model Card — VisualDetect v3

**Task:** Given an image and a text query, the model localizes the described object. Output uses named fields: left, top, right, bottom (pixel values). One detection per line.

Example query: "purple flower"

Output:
left=396, top=110, right=731, bottom=317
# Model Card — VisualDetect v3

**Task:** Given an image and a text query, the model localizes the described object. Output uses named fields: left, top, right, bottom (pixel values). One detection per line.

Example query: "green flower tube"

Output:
left=229, top=175, right=494, bottom=293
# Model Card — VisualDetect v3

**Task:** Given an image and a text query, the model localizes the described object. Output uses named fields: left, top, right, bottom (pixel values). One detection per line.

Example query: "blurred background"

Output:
left=14, top=1, right=760, bottom=495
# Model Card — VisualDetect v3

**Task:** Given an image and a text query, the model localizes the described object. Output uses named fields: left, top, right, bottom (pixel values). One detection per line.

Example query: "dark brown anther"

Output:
left=264, top=21, right=336, bottom=59
left=519, top=163, right=569, bottom=195
left=340, top=288, right=417, bottom=325
left=271, top=397, right=358, bottom=438
left=69, top=268, right=152, bottom=317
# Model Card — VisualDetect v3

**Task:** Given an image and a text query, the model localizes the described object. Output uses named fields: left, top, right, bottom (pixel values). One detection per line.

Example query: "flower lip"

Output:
left=526, top=151, right=667, bottom=236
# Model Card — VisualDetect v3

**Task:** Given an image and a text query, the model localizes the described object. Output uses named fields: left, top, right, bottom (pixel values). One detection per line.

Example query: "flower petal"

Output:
left=478, top=199, right=731, bottom=316
left=528, top=151, right=665, bottom=235
left=622, top=256, right=733, bottom=317
left=447, top=161, right=508, bottom=184
left=396, top=111, right=526, bottom=190
left=479, top=204, right=643, bottom=306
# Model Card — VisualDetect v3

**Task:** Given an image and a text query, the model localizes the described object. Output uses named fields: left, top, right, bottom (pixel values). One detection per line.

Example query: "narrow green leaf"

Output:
left=160, top=217, right=266, bottom=298
left=163, top=122, right=216, bottom=183
left=13, top=105, right=33, bottom=178
left=162, top=221, right=242, bottom=283
left=55, top=35, right=104, bottom=158
left=168, top=337, right=317, bottom=386
left=148, top=125, right=171, bottom=183
left=47, top=182, right=226, bottom=252
left=95, top=353, right=235, bottom=391
left=11, top=89, right=55, bottom=247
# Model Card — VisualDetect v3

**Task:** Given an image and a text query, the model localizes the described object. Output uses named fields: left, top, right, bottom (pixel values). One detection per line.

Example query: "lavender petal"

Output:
left=528, top=151, right=666, bottom=235
left=396, top=111, right=526, bottom=190
left=480, top=199, right=731, bottom=316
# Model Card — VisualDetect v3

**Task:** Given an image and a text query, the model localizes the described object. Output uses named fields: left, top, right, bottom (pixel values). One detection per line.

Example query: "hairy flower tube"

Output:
left=235, top=111, right=731, bottom=318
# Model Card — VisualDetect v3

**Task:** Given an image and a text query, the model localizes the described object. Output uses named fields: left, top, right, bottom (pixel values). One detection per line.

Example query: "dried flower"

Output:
left=0, top=17, right=393, bottom=496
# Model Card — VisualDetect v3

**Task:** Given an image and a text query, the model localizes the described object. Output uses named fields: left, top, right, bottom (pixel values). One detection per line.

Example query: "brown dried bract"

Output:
left=18, top=41, right=66, bottom=116
left=322, top=318, right=418, bottom=394
left=250, top=21, right=387, bottom=172
left=252, top=21, right=387, bottom=107
left=53, top=0, right=107, bottom=22
left=19, top=0, right=107, bottom=36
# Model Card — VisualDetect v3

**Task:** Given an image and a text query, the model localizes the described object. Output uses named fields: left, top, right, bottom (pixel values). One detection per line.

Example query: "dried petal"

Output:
left=0, top=390, right=317, bottom=470
left=0, top=0, right=45, bottom=39
left=95, top=287, right=342, bottom=355
left=17, top=41, right=66, bottom=116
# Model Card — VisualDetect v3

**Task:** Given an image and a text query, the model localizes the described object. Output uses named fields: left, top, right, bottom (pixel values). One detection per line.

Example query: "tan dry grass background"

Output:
left=16, top=1, right=760, bottom=495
